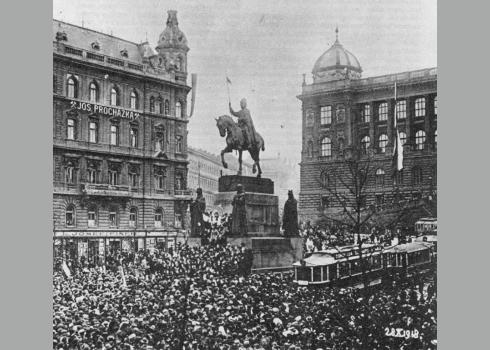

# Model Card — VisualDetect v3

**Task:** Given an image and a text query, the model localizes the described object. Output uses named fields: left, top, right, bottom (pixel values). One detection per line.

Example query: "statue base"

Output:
left=219, top=175, right=274, bottom=194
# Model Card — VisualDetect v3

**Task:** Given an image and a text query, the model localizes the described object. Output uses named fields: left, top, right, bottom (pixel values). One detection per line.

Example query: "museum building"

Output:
left=53, top=11, right=194, bottom=265
left=298, top=30, right=437, bottom=223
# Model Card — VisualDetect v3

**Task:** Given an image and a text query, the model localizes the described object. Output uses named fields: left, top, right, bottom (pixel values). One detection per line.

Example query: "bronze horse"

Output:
left=215, top=115, right=265, bottom=178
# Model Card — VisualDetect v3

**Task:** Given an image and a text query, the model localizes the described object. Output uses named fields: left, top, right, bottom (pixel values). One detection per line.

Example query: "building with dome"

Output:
left=298, top=29, right=437, bottom=225
left=52, top=10, right=195, bottom=265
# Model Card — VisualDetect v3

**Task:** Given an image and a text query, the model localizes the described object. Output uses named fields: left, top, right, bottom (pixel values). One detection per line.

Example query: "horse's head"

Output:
left=215, top=115, right=228, bottom=137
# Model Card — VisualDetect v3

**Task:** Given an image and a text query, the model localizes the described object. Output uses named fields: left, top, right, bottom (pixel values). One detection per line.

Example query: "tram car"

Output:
left=293, top=241, right=434, bottom=287
left=415, top=217, right=437, bottom=235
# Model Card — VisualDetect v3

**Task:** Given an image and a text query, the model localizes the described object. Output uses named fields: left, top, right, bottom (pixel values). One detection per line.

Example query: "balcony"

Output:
left=82, top=183, right=130, bottom=197
left=174, top=189, right=193, bottom=200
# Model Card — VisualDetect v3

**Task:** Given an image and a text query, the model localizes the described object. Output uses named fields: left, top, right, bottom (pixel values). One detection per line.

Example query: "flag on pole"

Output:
left=392, top=82, right=404, bottom=174
left=62, top=261, right=71, bottom=278
left=226, top=76, right=232, bottom=85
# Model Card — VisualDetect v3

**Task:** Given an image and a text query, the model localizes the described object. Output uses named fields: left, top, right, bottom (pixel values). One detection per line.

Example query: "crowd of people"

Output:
left=53, top=238, right=437, bottom=350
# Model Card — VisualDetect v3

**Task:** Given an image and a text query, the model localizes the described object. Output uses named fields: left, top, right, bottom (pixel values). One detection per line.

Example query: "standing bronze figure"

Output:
left=282, top=190, right=299, bottom=236
left=231, top=184, right=247, bottom=236
left=190, top=188, right=206, bottom=237
left=215, top=98, right=265, bottom=178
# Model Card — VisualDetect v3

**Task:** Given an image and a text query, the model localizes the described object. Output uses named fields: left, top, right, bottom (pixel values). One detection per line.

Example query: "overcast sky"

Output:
left=53, top=0, right=437, bottom=166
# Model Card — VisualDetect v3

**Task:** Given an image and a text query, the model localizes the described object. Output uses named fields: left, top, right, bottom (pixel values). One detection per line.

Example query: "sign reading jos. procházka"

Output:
left=70, top=100, right=140, bottom=120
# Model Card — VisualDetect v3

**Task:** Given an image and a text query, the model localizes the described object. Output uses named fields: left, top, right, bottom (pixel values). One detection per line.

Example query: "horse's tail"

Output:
left=261, top=138, right=265, bottom=151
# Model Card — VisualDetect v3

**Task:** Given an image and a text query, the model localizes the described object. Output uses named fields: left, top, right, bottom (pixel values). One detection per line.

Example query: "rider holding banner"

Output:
left=229, top=98, right=258, bottom=149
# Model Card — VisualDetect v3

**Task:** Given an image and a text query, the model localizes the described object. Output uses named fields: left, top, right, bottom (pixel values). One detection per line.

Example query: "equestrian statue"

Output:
left=215, top=98, right=265, bottom=178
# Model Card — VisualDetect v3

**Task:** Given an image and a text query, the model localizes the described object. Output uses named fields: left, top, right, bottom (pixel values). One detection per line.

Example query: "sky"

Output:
left=53, top=0, right=437, bottom=168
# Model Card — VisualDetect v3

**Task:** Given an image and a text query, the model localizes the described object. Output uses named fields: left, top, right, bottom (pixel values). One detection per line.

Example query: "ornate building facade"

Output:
left=298, top=30, right=437, bottom=223
left=53, top=11, right=194, bottom=264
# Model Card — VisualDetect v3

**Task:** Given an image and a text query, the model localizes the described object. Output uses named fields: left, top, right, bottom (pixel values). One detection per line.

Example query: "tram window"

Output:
left=373, top=255, right=382, bottom=270
left=390, top=253, right=397, bottom=267
left=313, top=267, right=322, bottom=281
left=297, top=267, right=310, bottom=281
left=328, top=264, right=337, bottom=280
left=351, top=260, right=362, bottom=275
left=322, top=266, right=329, bottom=281
left=339, top=262, right=349, bottom=277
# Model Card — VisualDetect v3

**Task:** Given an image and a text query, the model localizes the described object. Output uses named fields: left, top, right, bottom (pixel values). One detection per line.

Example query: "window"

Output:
left=129, top=207, right=137, bottom=227
left=129, top=171, right=139, bottom=188
left=375, top=194, right=385, bottom=206
left=375, top=168, right=385, bottom=187
left=399, top=132, right=407, bottom=146
left=394, top=170, right=404, bottom=185
left=150, top=96, right=155, bottom=113
left=87, top=168, right=97, bottom=184
left=415, top=98, right=426, bottom=117
left=321, top=195, right=329, bottom=209
left=89, top=121, right=98, bottom=143
left=396, top=100, right=406, bottom=120
left=130, top=90, right=138, bottom=109
left=378, top=134, right=388, bottom=153
left=164, top=99, right=170, bottom=115
left=320, top=106, right=332, bottom=125
left=176, top=136, right=183, bottom=153
left=175, top=173, right=185, bottom=191
left=378, top=102, right=388, bottom=121
left=109, top=207, right=118, bottom=227
left=306, top=140, right=313, bottom=157
left=434, top=96, right=437, bottom=116
left=178, top=56, right=184, bottom=71
left=65, top=165, right=75, bottom=184
left=109, top=170, right=119, bottom=186
left=66, top=205, right=75, bottom=227
left=154, top=208, right=163, bottom=227
left=130, top=128, right=138, bottom=148
left=176, top=101, right=182, bottom=118
left=66, top=119, right=75, bottom=140
left=88, top=207, right=97, bottom=227
left=67, top=76, right=78, bottom=98
left=362, top=104, right=371, bottom=123
left=360, top=136, right=370, bottom=154
left=412, top=167, right=423, bottom=185
left=89, top=82, right=98, bottom=102
left=110, top=87, right=120, bottom=106
left=337, top=138, right=345, bottom=153
left=158, top=98, right=163, bottom=114
left=415, top=130, right=426, bottom=150
left=155, top=168, right=166, bottom=190
left=434, top=129, right=437, bottom=144
left=321, top=171, right=335, bottom=189
left=110, top=125, right=119, bottom=145
left=321, top=137, right=331, bottom=157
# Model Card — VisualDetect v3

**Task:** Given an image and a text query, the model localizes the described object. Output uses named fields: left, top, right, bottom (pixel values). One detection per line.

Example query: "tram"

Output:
left=293, top=241, right=434, bottom=286
left=415, top=217, right=437, bottom=235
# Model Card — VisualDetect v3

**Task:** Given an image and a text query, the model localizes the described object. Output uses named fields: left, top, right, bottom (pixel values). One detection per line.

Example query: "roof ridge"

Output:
left=53, top=18, right=143, bottom=46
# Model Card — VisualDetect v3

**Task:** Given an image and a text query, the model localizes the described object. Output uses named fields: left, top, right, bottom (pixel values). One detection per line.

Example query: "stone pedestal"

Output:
left=219, top=175, right=274, bottom=194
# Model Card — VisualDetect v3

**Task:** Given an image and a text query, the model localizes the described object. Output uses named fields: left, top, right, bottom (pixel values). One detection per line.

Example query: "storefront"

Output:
left=53, top=230, right=179, bottom=266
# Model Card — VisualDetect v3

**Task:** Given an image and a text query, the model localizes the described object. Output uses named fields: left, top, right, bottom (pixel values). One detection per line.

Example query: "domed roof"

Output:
left=157, top=10, right=189, bottom=52
left=312, top=28, right=362, bottom=82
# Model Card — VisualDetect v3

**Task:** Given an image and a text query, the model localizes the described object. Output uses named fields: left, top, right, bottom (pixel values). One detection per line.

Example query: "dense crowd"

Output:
left=53, top=239, right=437, bottom=350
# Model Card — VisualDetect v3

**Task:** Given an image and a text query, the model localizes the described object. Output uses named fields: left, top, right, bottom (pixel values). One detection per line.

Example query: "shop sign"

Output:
left=55, top=231, right=135, bottom=238
left=69, top=100, right=140, bottom=120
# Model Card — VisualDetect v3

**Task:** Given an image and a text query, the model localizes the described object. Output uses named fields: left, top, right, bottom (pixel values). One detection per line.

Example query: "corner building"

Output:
left=53, top=11, right=193, bottom=264
left=298, top=31, right=437, bottom=223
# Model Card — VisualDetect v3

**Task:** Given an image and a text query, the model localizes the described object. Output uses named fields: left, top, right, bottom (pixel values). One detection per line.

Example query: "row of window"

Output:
left=64, top=165, right=186, bottom=190
left=64, top=75, right=184, bottom=117
left=65, top=205, right=171, bottom=228
left=66, top=118, right=184, bottom=151
left=315, top=96, right=437, bottom=126
left=316, top=129, right=436, bottom=157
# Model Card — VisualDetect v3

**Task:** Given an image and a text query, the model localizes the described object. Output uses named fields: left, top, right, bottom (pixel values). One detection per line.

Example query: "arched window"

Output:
left=66, top=118, right=76, bottom=140
left=399, top=132, right=407, bottom=146
left=110, top=86, right=120, bottom=106
left=378, top=102, right=388, bottom=121
left=175, top=101, right=182, bottom=118
left=158, top=97, right=163, bottom=114
left=321, top=137, right=331, bottom=157
left=129, top=207, right=137, bottom=227
left=154, top=208, right=163, bottom=228
left=164, top=99, right=170, bottom=115
left=415, top=97, right=426, bottom=117
left=150, top=96, right=155, bottom=113
left=89, top=82, right=99, bottom=102
left=361, top=136, right=370, bottom=154
left=378, top=134, right=388, bottom=153
left=415, top=130, right=426, bottom=150
left=109, top=207, right=118, bottom=227
left=130, top=90, right=138, bottom=109
left=67, top=76, right=78, bottom=98
left=412, top=166, right=423, bottom=185
left=87, top=205, right=97, bottom=227
left=65, top=204, right=75, bottom=227
left=375, top=168, right=385, bottom=186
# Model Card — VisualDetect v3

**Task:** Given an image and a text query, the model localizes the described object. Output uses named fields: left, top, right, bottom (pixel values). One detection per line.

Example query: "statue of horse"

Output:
left=215, top=115, right=265, bottom=178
